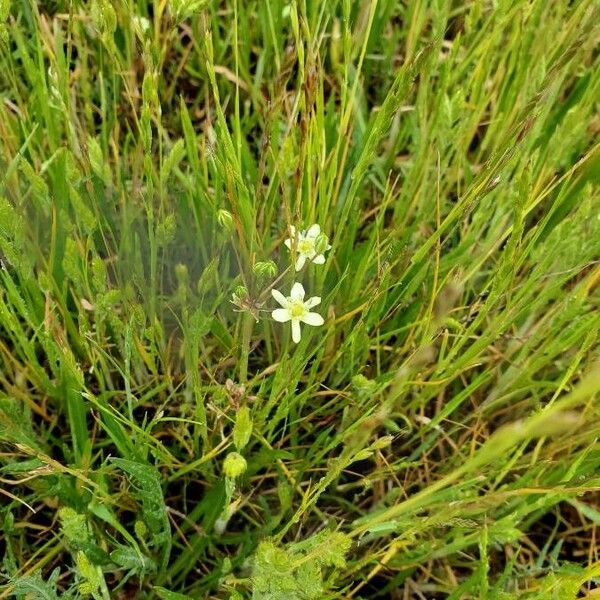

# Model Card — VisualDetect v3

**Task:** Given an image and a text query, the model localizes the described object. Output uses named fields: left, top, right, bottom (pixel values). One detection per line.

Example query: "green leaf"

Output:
left=251, top=531, right=351, bottom=599
left=111, top=459, right=171, bottom=571
left=289, top=529, right=352, bottom=570
left=154, top=587, right=194, bottom=600
left=0, top=397, right=42, bottom=450
left=8, top=569, right=70, bottom=600
left=111, top=544, right=156, bottom=573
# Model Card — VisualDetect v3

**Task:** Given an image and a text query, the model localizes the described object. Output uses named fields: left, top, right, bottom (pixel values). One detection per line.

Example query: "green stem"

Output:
left=239, top=313, right=254, bottom=382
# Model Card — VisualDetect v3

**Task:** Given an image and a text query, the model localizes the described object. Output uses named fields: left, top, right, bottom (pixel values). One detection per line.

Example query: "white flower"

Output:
left=132, top=15, right=151, bottom=33
left=271, top=283, right=325, bottom=343
left=284, top=224, right=331, bottom=271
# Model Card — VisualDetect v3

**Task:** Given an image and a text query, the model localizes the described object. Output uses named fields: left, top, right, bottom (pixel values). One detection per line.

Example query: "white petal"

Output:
left=301, top=312, right=324, bottom=326
left=271, top=289, right=288, bottom=307
left=312, top=254, right=325, bottom=264
left=284, top=238, right=292, bottom=249
left=291, top=319, right=302, bottom=343
left=306, top=224, right=320, bottom=237
left=295, top=255, right=306, bottom=271
left=305, top=296, right=321, bottom=308
left=290, top=282, right=305, bottom=300
left=272, top=308, right=291, bottom=322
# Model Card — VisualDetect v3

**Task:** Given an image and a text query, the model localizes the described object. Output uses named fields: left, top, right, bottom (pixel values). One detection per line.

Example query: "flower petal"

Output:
left=271, top=289, right=288, bottom=307
left=312, top=254, right=325, bottom=264
left=295, top=255, right=306, bottom=271
left=301, top=312, right=324, bottom=326
left=291, top=319, right=302, bottom=343
left=284, top=238, right=292, bottom=249
left=272, top=308, right=291, bottom=322
left=306, top=224, right=320, bottom=237
left=305, top=296, right=321, bottom=308
left=290, top=282, right=305, bottom=300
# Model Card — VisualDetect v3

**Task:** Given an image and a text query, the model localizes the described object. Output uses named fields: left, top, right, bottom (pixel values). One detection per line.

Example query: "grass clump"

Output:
left=0, top=0, right=599, bottom=598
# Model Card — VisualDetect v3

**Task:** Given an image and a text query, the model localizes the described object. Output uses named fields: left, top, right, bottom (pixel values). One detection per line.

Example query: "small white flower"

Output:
left=284, top=224, right=331, bottom=271
left=132, top=15, right=151, bottom=33
left=271, top=283, right=325, bottom=343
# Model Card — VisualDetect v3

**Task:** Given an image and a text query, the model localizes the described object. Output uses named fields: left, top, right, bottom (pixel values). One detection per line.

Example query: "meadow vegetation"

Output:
left=0, top=0, right=599, bottom=598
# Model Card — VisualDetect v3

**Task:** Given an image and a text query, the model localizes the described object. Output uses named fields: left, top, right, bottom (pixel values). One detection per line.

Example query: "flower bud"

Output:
left=175, top=263, right=189, bottom=286
left=253, top=260, right=277, bottom=278
left=134, top=519, right=147, bottom=540
left=217, top=208, right=234, bottom=231
left=232, top=285, right=248, bottom=303
left=315, top=232, right=331, bottom=254
left=351, top=374, right=377, bottom=395
left=372, top=435, right=394, bottom=450
left=223, top=452, right=247, bottom=479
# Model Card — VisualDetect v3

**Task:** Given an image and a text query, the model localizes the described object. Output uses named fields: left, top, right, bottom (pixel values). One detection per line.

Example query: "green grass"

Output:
left=0, top=0, right=599, bottom=598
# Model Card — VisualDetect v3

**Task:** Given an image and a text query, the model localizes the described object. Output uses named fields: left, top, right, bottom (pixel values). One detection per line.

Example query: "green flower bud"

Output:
left=175, top=263, right=189, bottom=285
left=253, top=260, right=277, bottom=278
left=134, top=519, right=147, bottom=540
left=351, top=374, right=377, bottom=395
left=221, top=556, right=233, bottom=575
left=372, top=435, right=394, bottom=450
left=223, top=452, right=247, bottom=479
left=232, top=285, right=248, bottom=303
left=217, top=208, right=234, bottom=231
left=315, top=232, right=331, bottom=254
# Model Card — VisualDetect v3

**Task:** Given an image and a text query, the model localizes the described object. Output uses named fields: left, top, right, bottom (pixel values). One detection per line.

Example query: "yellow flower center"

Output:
left=298, top=238, right=314, bottom=254
left=288, top=300, right=307, bottom=319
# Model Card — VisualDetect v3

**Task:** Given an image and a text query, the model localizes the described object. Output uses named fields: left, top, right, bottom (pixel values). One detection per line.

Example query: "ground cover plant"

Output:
left=0, top=0, right=599, bottom=598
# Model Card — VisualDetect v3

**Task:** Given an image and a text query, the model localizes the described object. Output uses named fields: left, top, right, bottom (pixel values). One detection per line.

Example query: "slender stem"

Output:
left=257, top=265, right=292, bottom=302
left=239, top=312, right=254, bottom=382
